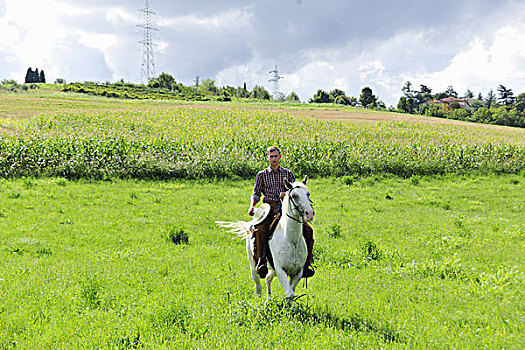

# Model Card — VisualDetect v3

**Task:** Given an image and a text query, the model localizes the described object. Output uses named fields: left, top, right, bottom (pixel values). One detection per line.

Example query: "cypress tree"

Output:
left=34, top=68, right=39, bottom=83
left=25, top=68, right=33, bottom=83
left=40, top=70, right=46, bottom=83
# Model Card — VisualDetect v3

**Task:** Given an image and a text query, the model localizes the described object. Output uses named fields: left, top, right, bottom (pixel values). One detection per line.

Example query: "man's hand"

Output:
left=248, top=206, right=255, bottom=216
left=279, top=192, right=286, bottom=199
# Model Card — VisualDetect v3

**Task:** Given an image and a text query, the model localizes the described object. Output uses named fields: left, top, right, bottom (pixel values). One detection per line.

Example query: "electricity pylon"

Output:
left=268, top=65, right=283, bottom=100
left=137, top=0, right=159, bottom=84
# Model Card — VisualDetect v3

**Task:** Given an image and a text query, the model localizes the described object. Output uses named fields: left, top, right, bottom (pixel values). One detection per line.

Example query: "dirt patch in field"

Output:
left=2, top=92, right=523, bottom=135
left=172, top=103, right=525, bottom=133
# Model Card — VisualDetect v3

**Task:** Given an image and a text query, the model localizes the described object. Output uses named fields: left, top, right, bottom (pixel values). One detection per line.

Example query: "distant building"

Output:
left=428, top=97, right=477, bottom=111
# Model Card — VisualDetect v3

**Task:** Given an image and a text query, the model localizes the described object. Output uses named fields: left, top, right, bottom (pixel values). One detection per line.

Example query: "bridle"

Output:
left=285, top=186, right=312, bottom=224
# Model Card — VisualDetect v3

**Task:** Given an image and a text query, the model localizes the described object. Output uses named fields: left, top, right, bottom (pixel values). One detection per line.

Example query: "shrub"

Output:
left=166, top=225, right=189, bottom=245
left=424, top=104, right=446, bottom=118
left=472, top=107, right=493, bottom=124
left=334, top=95, right=351, bottom=105
left=448, top=108, right=470, bottom=121
left=328, top=223, right=342, bottom=238
left=218, top=90, right=232, bottom=102
left=363, top=241, right=381, bottom=260
left=341, top=175, right=355, bottom=185
left=79, top=277, right=103, bottom=309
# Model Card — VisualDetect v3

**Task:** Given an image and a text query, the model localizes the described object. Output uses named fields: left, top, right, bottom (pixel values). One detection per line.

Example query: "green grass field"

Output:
left=0, top=91, right=524, bottom=348
left=0, top=175, right=523, bottom=348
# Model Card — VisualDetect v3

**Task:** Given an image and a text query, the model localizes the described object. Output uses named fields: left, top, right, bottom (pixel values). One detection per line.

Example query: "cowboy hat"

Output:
left=249, top=203, right=271, bottom=226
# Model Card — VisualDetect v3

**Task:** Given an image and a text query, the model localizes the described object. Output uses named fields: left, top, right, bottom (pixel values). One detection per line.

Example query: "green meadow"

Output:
left=0, top=91, right=524, bottom=348
left=1, top=175, right=523, bottom=349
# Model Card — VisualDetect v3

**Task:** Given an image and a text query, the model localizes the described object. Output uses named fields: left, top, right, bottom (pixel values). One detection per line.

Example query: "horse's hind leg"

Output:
left=265, top=270, right=275, bottom=298
left=247, top=236, right=262, bottom=298
left=250, top=265, right=262, bottom=298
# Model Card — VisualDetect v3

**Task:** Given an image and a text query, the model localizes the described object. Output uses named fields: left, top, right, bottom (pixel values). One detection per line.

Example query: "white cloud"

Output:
left=406, top=24, right=525, bottom=96
left=333, top=77, right=348, bottom=91
left=4, top=0, right=65, bottom=62
left=158, top=8, right=252, bottom=31
left=359, top=60, right=385, bottom=81
left=0, top=0, right=92, bottom=80
left=1, top=0, right=525, bottom=105
left=285, top=73, right=302, bottom=92
left=0, top=19, right=20, bottom=50
left=107, top=7, right=136, bottom=25
left=215, top=59, right=265, bottom=90
left=77, top=31, right=118, bottom=52
left=76, top=31, right=120, bottom=80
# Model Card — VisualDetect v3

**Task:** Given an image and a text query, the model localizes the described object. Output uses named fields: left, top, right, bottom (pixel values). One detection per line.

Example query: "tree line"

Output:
left=60, top=73, right=278, bottom=102
left=396, top=82, right=525, bottom=128
left=308, top=87, right=385, bottom=109
left=137, top=73, right=388, bottom=107
left=148, top=72, right=289, bottom=102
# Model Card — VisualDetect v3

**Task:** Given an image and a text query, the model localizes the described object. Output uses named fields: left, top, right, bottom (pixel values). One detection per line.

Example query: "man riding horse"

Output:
left=248, top=146, right=315, bottom=279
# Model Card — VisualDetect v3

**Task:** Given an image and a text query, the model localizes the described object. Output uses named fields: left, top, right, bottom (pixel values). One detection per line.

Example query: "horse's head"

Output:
left=284, top=176, right=315, bottom=222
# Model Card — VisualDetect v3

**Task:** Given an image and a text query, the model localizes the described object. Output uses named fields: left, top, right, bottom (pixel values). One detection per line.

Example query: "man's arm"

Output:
left=248, top=196, right=259, bottom=216
left=249, top=172, right=263, bottom=216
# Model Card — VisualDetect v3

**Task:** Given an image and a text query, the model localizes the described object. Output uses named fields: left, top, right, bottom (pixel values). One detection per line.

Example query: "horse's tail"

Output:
left=215, top=221, right=251, bottom=239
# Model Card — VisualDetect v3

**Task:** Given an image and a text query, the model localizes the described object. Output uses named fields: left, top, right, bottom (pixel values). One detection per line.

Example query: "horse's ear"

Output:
left=284, top=178, right=292, bottom=190
left=302, top=175, right=308, bottom=185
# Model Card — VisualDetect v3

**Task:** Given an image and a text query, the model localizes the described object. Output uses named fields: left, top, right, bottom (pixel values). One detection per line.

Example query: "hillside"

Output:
left=2, top=89, right=525, bottom=133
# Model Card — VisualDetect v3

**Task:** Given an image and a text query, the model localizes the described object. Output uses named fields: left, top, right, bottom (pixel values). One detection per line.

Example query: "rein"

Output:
left=286, top=187, right=306, bottom=224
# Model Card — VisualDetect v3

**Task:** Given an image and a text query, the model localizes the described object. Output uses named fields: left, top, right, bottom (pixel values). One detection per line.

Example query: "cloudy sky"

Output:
left=1, top=0, right=525, bottom=105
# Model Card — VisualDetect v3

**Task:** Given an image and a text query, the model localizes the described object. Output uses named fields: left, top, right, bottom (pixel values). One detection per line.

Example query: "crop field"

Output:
left=0, top=91, right=524, bottom=349
left=1, top=92, right=524, bottom=180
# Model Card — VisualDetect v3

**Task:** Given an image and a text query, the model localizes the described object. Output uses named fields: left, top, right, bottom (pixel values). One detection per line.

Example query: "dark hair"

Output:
left=267, top=146, right=281, bottom=155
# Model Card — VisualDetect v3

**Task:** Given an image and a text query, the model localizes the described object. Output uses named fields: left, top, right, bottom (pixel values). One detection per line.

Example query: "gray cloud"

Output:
left=2, top=0, right=525, bottom=104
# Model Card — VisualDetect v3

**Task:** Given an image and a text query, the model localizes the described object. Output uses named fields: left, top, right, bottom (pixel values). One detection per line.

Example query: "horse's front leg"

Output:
left=289, top=271, right=303, bottom=297
left=274, top=267, right=295, bottom=308
left=265, top=269, right=275, bottom=298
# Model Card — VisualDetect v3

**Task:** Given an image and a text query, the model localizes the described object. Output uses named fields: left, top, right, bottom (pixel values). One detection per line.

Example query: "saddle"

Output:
left=267, top=211, right=282, bottom=240
left=249, top=206, right=282, bottom=239
left=249, top=206, right=282, bottom=271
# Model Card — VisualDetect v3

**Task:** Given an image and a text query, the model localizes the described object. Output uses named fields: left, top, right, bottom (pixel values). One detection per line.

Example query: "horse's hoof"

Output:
left=286, top=296, right=295, bottom=308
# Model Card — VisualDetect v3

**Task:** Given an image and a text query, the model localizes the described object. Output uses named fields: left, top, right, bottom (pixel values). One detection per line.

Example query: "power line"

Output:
left=137, top=0, right=159, bottom=84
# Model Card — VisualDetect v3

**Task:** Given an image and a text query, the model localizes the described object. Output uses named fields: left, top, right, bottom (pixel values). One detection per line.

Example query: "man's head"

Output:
left=267, top=146, right=281, bottom=169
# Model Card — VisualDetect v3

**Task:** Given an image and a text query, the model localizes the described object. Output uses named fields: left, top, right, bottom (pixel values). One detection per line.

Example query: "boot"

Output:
left=254, top=224, right=268, bottom=278
left=302, top=223, right=315, bottom=278
left=256, top=257, right=268, bottom=278
left=303, top=265, right=315, bottom=278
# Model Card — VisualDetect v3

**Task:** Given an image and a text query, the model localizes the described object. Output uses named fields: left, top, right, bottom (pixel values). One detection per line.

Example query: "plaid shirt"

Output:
left=251, top=166, right=295, bottom=202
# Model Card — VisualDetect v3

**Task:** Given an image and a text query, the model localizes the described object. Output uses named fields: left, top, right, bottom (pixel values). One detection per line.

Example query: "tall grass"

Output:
left=1, top=108, right=524, bottom=179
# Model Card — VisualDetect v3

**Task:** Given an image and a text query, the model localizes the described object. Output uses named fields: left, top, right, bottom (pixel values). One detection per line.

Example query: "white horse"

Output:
left=217, top=176, right=315, bottom=308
